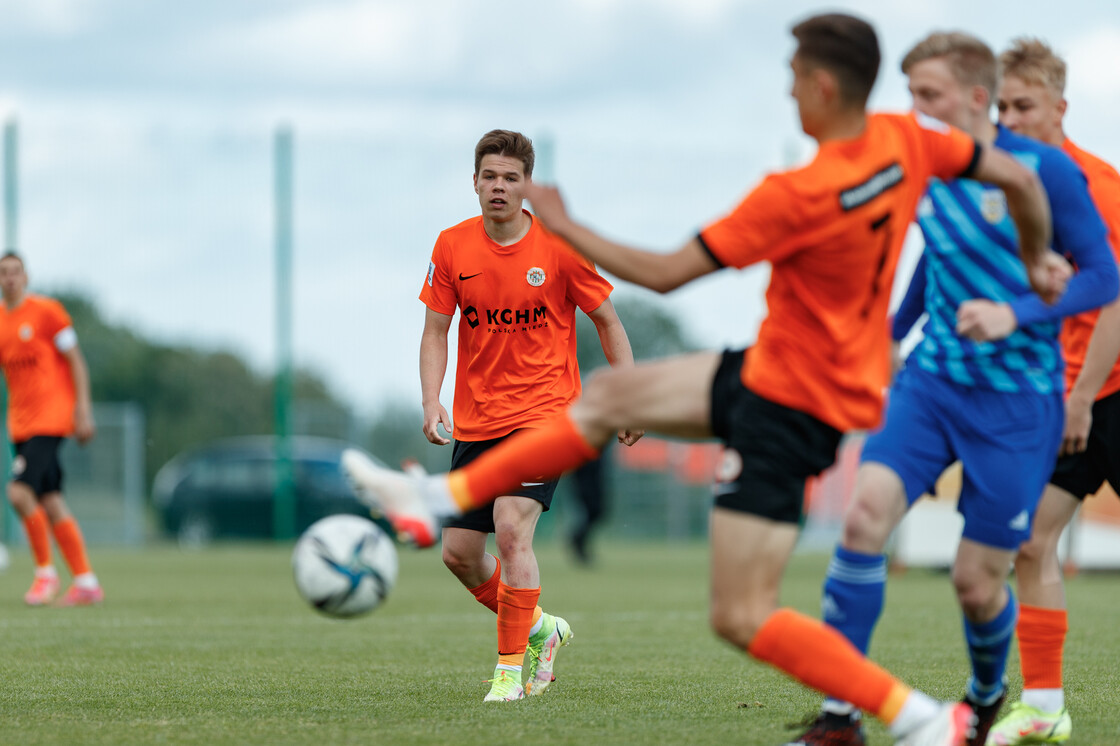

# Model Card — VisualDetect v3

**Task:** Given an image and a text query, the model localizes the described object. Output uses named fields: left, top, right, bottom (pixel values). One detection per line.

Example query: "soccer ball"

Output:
left=292, top=514, right=398, bottom=618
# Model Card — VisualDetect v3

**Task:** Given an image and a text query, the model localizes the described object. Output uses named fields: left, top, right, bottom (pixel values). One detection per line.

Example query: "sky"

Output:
left=1, top=0, right=1119, bottom=418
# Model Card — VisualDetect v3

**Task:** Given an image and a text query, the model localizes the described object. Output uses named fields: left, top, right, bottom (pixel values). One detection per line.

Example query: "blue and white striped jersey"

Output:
left=895, top=124, right=1117, bottom=394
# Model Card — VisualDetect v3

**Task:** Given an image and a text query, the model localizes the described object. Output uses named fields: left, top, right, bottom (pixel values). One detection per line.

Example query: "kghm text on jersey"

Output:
left=486, top=306, right=546, bottom=325
left=462, top=305, right=549, bottom=330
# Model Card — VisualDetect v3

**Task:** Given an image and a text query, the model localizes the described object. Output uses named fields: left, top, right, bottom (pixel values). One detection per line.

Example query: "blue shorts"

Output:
left=862, top=367, right=1063, bottom=550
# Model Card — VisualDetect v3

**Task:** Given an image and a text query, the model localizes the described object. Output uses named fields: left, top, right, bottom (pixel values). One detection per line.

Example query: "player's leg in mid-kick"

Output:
left=569, top=350, right=723, bottom=445
left=342, top=352, right=723, bottom=545
left=705, top=356, right=971, bottom=745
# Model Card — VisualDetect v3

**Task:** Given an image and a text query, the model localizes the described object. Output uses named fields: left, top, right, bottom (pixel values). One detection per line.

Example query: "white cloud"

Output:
left=8, top=0, right=1120, bottom=416
left=1065, top=26, right=1120, bottom=102
left=193, top=1, right=465, bottom=83
left=0, top=0, right=94, bottom=36
left=569, top=0, right=737, bottom=26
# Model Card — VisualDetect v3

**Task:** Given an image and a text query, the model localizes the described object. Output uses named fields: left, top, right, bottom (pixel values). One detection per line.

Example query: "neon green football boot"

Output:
left=525, top=614, right=573, bottom=696
left=482, top=668, right=525, bottom=702
left=986, top=701, right=1071, bottom=745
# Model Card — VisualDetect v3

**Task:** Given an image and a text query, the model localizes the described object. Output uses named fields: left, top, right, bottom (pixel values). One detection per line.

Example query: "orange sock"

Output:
left=52, top=517, right=93, bottom=577
left=23, top=506, right=52, bottom=568
left=748, top=608, right=910, bottom=725
left=468, top=556, right=502, bottom=613
left=448, top=413, right=599, bottom=511
left=1017, top=604, right=1067, bottom=690
left=496, top=583, right=540, bottom=667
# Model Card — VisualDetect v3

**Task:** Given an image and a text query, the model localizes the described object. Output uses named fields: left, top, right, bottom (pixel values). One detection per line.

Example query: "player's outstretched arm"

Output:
left=585, top=298, right=644, bottom=446
left=1064, top=297, right=1120, bottom=454
left=419, top=308, right=454, bottom=446
left=972, top=146, right=1067, bottom=303
left=63, top=343, right=96, bottom=444
left=527, top=182, right=718, bottom=293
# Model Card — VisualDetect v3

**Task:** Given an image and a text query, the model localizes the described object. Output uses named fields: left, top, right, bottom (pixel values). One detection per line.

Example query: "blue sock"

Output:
left=963, top=585, right=1017, bottom=705
left=821, top=545, right=886, bottom=712
left=821, top=545, right=888, bottom=654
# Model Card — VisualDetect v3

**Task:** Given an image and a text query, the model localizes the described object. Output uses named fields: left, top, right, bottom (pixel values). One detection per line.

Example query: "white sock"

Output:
left=495, top=663, right=521, bottom=674
left=889, top=691, right=941, bottom=738
left=528, top=614, right=546, bottom=639
left=74, top=572, right=99, bottom=589
left=422, top=475, right=462, bottom=517
left=34, top=565, right=58, bottom=580
left=1022, top=688, right=1065, bottom=713
left=823, top=699, right=857, bottom=717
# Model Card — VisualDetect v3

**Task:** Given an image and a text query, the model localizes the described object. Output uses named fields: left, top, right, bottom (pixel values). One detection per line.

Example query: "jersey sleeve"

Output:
left=41, top=298, right=73, bottom=339
left=564, top=247, right=614, bottom=312
left=910, top=112, right=981, bottom=182
left=892, top=251, right=928, bottom=341
left=418, top=234, right=458, bottom=315
left=698, top=175, right=804, bottom=269
left=1083, top=153, right=1120, bottom=267
left=54, top=326, right=78, bottom=352
left=1010, top=149, right=1120, bottom=325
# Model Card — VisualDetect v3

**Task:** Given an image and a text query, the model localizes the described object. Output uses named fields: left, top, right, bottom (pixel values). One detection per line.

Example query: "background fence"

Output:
left=2, top=402, right=145, bottom=546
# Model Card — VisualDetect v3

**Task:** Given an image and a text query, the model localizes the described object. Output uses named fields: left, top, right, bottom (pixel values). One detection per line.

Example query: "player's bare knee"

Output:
left=709, top=600, right=764, bottom=648
left=493, top=529, right=532, bottom=561
left=1015, top=535, right=1049, bottom=567
left=840, top=502, right=891, bottom=553
left=442, top=544, right=476, bottom=577
left=951, top=569, right=1003, bottom=619
left=40, top=495, right=69, bottom=523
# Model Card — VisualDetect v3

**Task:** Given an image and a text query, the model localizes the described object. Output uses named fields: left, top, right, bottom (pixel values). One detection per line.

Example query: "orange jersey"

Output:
left=0, top=294, right=78, bottom=441
left=700, top=112, right=978, bottom=432
left=1059, top=139, right=1120, bottom=401
left=420, top=212, right=613, bottom=440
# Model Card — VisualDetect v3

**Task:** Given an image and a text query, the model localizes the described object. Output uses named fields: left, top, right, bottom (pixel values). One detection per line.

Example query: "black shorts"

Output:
left=709, top=349, right=843, bottom=524
left=443, top=431, right=559, bottom=534
left=1050, top=388, right=1120, bottom=500
left=11, top=436, right=65, bottom=497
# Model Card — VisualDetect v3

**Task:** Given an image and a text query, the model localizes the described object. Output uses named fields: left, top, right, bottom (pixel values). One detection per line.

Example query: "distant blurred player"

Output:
left=345, top=14, right=1069, bottom=745
left=569, top=447, right=608, bottom=565
left=415, top=130, right=641, bottom=702
left=983, top=38, right=1120, bottom=746
left=802, top=32, right=1117, bottom=746
left=0, top=251, right=103, bottom=606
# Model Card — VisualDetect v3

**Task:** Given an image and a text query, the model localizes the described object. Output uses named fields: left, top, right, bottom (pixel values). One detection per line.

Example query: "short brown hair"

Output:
left=474, top=130, right=535, bottom=178
left=791, top=13, right=880, bottom=107
left=0, top=250, right=23, bottom=268
left=999, top=37, right=1066, bottom=96
left=901, top=32, right=997, bottom=100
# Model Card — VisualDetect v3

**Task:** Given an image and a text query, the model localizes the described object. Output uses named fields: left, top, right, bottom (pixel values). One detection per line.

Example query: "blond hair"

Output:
left=999, top=37, right=1066, bottom=96
left=901, top=31, right=997, bottom=100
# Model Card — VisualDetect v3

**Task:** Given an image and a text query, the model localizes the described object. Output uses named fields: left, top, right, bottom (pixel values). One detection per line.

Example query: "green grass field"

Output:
left=0, top=541, right=1116, bottom=745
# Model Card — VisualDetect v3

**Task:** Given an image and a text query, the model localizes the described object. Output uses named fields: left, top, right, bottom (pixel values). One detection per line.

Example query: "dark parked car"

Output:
left=153, top=436, right=381, bottom=545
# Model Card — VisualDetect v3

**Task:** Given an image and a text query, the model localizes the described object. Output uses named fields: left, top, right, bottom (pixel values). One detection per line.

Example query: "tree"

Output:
left=50, top=290, right=348, bottom=486
left=576, top=290, right=698, bottom=374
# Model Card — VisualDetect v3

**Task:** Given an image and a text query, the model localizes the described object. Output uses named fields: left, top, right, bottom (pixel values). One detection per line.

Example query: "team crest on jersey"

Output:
left=18, top=324, right=32, bottom=341
left=980, top=190, right=1007, bottom=224
left=526, top=267, right=546, bottom=287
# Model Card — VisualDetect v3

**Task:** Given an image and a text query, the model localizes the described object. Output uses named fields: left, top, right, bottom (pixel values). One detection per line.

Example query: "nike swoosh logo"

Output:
left=459, top=272, right=482, bottom=281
